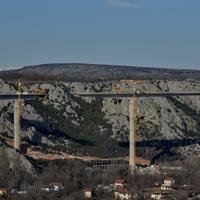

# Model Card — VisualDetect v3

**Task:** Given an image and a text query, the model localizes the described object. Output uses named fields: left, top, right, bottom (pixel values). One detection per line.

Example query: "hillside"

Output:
left=0, top=78, right=200, bottom=163
left=0, top=63, right=200, bottom=82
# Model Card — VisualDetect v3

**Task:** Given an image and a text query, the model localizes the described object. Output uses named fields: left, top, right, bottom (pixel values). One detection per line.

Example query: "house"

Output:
left=114, top=179, right=126, bottom=188
left=135, top=157, right=151, bottom=167
left=161, top=177, right=175, bottom=190
left=41, top=182, right=63, bottom=192
left=151, top=190, right=169, bottom=200
left=48, top=182, right=64, bottom=191
left=83, top=188, right=92, bottom=199
left=41, top=187, right=54, bottom=192
left=0, top=188, right=8, bottom=196
left=17, top=190, right=28, bottom=195
left=115, top=188, right=131, bottom=200
left=163, top=177, right=175, bottom=187
left=161, top=184, right=172, bottom=191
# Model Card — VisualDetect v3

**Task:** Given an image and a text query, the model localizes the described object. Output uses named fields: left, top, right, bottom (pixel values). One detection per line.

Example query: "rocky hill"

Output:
left=1, top=78, right=200, bottom=163
left=0, top=63, right=200, bottom=81
left=0, top=139, right=36, bottom=174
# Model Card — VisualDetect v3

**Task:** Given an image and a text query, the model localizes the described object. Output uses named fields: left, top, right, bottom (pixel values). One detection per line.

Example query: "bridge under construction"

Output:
left=1, top=80, right=200, bottom=173
left=77, top=88, right=200, bottom=173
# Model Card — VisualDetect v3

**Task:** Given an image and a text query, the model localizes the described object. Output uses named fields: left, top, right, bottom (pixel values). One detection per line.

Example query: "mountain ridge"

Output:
left=0, top=63, right=199, bottom=82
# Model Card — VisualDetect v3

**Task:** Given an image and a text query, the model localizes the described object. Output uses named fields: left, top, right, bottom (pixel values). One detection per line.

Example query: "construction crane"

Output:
left=77, top=82, right=200, bottom=173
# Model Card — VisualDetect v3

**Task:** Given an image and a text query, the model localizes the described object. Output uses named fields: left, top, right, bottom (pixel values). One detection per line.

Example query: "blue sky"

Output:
left=0, top=0, right=200, bottom=70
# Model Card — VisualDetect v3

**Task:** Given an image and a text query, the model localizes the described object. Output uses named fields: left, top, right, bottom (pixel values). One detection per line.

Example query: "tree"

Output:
left=0, top=150, right=9, bottom=187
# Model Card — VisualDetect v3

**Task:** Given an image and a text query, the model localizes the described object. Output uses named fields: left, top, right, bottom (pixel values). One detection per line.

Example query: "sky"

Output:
left=0, top=0, right=200, bottom=70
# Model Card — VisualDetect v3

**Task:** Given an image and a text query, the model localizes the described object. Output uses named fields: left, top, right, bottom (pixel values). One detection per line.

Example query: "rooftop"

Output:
left=114, top=179, right=125, bottom=184
left=83, top=188, right=92, bottom=192
left=164, top=177, right=174, bottom=181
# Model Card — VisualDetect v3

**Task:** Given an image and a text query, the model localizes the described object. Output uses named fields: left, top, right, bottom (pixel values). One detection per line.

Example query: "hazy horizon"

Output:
left=1, top=62, right=199, bottom=71
left=0, top=0, right=200, bottom=71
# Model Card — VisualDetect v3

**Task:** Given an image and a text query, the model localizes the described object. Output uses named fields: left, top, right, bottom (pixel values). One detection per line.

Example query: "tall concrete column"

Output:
left=14, top=99, right=22, bottom=150
left=129, top=95, right=137, bottom=173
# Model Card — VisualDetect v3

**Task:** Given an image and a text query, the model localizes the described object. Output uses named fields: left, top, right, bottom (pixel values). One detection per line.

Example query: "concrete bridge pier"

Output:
left=129, top=95, right=137, bottom=173
left=14, top=99, right=22, bottom=150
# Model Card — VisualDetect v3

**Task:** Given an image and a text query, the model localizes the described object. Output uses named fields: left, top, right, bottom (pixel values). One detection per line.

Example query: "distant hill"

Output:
left=0, top=63, right=199, bottom=82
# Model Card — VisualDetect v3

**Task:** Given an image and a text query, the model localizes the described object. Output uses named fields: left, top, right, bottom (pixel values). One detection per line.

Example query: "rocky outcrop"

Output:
left=0, top=140, right=36, bottom=174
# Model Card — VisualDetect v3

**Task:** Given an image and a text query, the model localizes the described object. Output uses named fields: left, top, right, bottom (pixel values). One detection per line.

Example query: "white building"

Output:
left=41, top=187, right=54, bottom=192
left=151, top=190, right=168, bottom=200
left=114, top=179, right=126, bottom=188
left=17, top=191, right=28, bottom=195
left=83, top=188, right=92, bottom=199
left=161, top=177, right=175, bottom=190
left=41, top=182, right=64, bottom=192
left=164, top=177, right=175, bottom=187
left=115, top=188, right=131, bottom=200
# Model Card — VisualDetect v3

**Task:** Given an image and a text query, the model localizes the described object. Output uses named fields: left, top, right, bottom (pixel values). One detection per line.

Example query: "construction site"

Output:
left=1, top=80, right=200, bottom=175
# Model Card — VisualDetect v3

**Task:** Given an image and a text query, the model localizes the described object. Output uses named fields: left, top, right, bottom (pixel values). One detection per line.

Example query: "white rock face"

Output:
left=23, top=104, right=43, bottom=121
left=101, top=81, right=200, bottom=142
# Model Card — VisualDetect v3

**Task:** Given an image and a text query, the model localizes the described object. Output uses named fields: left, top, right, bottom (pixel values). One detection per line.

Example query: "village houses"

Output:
left=151, top=177, right=175, bottom=199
